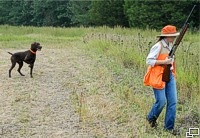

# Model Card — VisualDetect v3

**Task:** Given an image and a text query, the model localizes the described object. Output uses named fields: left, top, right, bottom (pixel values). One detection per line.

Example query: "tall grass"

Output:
left=83, top=28, right=199, bottom=97
left=82, top=26, right=200, bottom=136
left=0, top=25, right=87, bottom=49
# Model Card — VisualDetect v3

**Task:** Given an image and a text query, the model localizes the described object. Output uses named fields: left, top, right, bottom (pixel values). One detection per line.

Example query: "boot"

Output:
left=146, top=116, right=158, bottom=128
left=165, top=129, right=180, bottom=136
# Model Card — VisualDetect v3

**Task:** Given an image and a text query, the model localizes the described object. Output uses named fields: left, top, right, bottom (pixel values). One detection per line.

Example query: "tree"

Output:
left=89, top=0, right=128, bottom=27
left=32, top=0, right=72, bottom=27
left=0, top=1, right=13, bottom=24
left=124, top=0, right=199, bottom=30
left=69, top=1, right=92, bottom=26
left=0, top=0, right=198, bottom=29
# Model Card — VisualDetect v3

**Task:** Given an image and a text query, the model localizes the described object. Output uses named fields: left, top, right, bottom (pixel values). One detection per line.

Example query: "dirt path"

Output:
left=0, top=47, right=94, bottom=138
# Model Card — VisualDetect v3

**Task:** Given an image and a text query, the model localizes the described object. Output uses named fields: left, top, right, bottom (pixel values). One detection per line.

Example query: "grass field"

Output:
left=0, top=25, right=199, bottom=137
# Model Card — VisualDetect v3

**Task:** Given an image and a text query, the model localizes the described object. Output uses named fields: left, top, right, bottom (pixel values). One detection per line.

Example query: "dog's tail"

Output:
left=8, top=52, right=13, bottom=55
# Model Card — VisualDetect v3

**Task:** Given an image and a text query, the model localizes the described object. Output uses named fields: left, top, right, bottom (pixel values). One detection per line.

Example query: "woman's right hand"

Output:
left=155, top=57, right=173, bottom=66
left=164, top=57, right=173, bottom=64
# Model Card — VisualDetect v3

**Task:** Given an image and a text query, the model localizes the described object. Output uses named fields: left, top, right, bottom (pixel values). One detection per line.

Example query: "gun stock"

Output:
left=162, top=64, right=171, bottom=82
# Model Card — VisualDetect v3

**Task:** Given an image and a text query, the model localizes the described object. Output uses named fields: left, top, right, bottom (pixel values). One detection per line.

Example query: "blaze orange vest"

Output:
left=143, top=42, right=176, bottom=89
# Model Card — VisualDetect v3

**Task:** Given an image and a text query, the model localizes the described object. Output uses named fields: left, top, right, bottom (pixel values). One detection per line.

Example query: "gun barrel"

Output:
left=163, top=5, right=196, bottom=82
left=169, top=5, right=196, bottom=57
left=184, top=5, right=196, bottom=25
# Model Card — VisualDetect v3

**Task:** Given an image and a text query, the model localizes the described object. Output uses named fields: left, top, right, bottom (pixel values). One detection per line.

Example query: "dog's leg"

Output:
left=17, top=61, right=25, bottom=76
left=9, top=61, right=16, bottom=78
left=29, top=64, right=34, bottom=78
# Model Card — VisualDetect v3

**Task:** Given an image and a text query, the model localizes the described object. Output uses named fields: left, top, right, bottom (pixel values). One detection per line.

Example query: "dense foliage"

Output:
left=124, top=0, right=199, bottom=29
left=0, top=0, right=199, bottom=29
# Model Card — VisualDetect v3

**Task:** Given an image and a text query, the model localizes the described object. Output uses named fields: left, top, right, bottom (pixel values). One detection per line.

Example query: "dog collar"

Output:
left=29, top=49, right=36, bottom=54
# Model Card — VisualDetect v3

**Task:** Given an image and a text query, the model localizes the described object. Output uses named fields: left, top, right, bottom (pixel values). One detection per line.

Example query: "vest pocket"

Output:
left=143, top=66, right=165, bottom=89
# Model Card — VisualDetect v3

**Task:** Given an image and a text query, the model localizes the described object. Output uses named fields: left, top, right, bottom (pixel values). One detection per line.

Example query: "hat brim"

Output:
left=157, top=32, right=180, bottom=37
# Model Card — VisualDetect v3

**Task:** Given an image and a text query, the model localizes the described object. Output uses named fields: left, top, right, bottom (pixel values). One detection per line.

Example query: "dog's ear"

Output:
left=31, top=42, right=37, bottom=46
left=31, top=42, right=41, bottom=47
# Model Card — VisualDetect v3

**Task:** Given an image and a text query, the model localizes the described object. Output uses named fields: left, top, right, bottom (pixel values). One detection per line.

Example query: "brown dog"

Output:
left=8, top=42, right=42, bottom=78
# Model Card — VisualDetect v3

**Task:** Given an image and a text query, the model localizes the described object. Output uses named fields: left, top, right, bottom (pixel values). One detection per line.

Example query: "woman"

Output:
left=144, top=25, right=180, bottom=135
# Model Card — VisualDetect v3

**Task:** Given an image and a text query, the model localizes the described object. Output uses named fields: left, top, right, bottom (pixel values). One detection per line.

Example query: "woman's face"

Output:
left=165, top=36, right=176, bottom=43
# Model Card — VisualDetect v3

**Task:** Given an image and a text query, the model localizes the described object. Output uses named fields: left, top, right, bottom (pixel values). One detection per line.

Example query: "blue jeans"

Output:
left=147, top=71, right=177, bottom=130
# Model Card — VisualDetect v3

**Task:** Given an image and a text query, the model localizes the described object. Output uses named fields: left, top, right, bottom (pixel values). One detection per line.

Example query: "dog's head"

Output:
left=31, top=42, right=42, bottom=52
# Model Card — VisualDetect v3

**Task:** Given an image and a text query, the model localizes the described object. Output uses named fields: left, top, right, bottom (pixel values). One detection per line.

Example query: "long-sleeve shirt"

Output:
left=146, top=39, right=173, bottom=67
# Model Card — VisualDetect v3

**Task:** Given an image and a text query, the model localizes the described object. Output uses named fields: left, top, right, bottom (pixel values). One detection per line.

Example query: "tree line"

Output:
left=0, top=0, right=199, bottom=30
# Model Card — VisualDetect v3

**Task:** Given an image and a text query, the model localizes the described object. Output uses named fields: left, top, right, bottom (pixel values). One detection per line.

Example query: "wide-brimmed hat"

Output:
left=157, top=25, right=180, bottom=37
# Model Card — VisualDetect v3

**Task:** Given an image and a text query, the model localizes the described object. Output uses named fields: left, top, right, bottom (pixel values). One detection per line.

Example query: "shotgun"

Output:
left=162, top=5, right=196, bottom=82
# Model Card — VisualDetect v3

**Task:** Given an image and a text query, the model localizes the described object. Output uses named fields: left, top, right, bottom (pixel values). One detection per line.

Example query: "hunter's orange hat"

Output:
left=157, top=25, right=180, bottom=37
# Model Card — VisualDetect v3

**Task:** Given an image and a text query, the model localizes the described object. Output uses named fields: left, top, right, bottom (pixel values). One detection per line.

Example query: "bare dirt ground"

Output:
left=0, top=47, right=94, bottom=138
